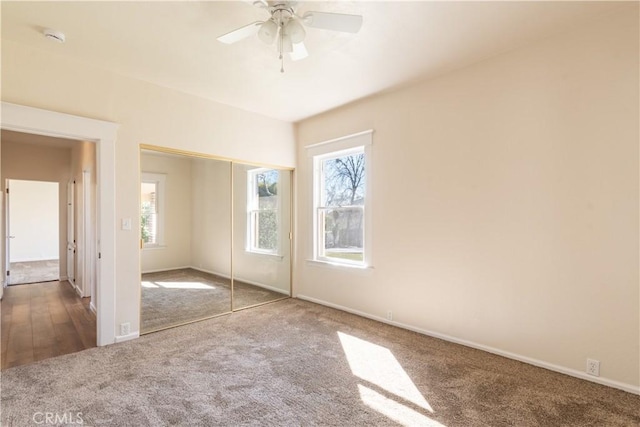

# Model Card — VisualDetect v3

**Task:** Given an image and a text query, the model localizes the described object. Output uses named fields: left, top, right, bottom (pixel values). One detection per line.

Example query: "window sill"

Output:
left=305, top=259, right=374, bottom=272
left=142, top=245, right=166, bottom=251
left=246, top=251, right=284, bottom=260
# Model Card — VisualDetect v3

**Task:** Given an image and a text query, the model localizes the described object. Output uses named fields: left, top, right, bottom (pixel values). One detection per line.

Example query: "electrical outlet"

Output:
left=120, top=322, right=131, bottom=336
left=386, top=311, right=393, bottom=321
left=586, top=359, right=600, bottom=377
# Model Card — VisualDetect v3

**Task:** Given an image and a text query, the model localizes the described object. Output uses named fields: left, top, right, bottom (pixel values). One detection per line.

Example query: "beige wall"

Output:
left=190, top=157, right=231, bottom=277
left=1, top=40, right=295, bottom=335
left=295, top=8, right=639, bottom=389
left=1, top=140, right=71, bottom=281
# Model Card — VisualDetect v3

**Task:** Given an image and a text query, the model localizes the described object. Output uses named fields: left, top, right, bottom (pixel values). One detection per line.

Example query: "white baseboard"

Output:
left=190, top=266, right=289, bottom=295
left=73, top=284, right=84, bottom=298
left=114, top=331, right=139, bottom=343
left=89, top=301, right=97, bottom=314
left=141, top=266, right=191, bottom=274
left=295, top=294, right=640, bottom=395
left=189, top=266, right=230, bottom=279
left=10, top=257, right=59, bottom=263
left=234, top=276, right=289, bottom=295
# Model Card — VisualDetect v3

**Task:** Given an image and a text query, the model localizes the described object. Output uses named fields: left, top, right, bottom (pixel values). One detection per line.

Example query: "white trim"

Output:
left=82, top=170, right=94, bottom=299
left=114, top=331, right=139, bottom=343
left=233, top=275, right=289, bottom=295
left=89, top=301, right=97, bottom=315
left=305, top=258, right=374, bottom=273
left=310, top=133, right=373, bottom=268
left=304, top=129, right=373, bottom=152
left=1, top=102, right=119, bottom=346
left=73, top=283, right=84, bottom=298
left=141, top=172, right=166, bottom=247
left=141, top=245, right=167, bottom=251
left=141, top=265, right=191, bottom=275
left=189, top=266, right=230, bottom=279
left=189, top=266, right=289, bottom=295
left=246, top=168, right=282, bottom=256
left=6, top=257, right=60, bottom=263
left=295, top=295, right=640, bottom=395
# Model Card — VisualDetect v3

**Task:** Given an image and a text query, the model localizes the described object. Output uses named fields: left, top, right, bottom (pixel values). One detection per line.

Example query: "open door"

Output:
left=67, top=180, right=75, bottom=286
left=4, top=180, right=12, bottom=287
left=82, top=170, right=93, bottom=298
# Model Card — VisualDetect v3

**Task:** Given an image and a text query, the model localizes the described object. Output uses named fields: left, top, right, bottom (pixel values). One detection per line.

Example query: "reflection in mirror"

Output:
left=232, top=163, right=291, bottom=310
left=140, top=149, right=231, bottom=333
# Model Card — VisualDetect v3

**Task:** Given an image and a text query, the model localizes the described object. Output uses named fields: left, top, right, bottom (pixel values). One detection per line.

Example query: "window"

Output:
left=141, top=173, right=165, bottom=248
left=310, top=130, right=372, bottom=267
left=247, top=168, right=280, bottom=255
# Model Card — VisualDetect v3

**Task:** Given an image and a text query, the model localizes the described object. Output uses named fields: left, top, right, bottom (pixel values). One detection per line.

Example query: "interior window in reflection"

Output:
left=141, top=172, right=165, bottom=248
left=247, top=168, right=280, bottom=255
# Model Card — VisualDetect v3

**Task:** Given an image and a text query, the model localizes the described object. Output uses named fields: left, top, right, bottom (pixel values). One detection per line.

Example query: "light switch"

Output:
left=121, top=218, right=132, bottom=230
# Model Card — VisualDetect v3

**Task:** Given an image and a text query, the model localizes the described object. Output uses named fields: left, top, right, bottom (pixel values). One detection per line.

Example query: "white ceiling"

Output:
left=1, top=1, right=627, bottom=123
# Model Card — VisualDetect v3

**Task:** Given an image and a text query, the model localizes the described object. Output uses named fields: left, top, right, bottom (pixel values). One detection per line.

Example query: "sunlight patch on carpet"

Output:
left=338, top=331, right=433, bottom=411
left=338, top=331, right=444, bottom=425
left=358, top=385, right=446, bottom=427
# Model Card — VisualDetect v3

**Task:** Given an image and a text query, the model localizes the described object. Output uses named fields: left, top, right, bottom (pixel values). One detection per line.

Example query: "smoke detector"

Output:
left=43, top=28, right=65, bottom=43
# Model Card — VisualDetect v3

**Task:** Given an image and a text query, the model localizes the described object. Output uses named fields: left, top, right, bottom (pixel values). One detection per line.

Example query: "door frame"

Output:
left=1, top=102, right=119, bottom=346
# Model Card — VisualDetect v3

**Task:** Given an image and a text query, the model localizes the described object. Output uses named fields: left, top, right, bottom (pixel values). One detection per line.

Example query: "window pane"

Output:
left=141, top=182, right=157, bottom=244
left=320, top=207, right=364, bottom=262
left=257, top=210, right=278, bottom=251
left=256, top=169, right=278, bottom=209
left=249, top=169, right=279, bottom=254
left=323, top=153, right=365, bottom=207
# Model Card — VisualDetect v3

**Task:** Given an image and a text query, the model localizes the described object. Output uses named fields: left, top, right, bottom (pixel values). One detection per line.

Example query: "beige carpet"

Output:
left=141, top=268, right=287, bottom=333
left=1, top=299, right=638, bottom=426
left=7, top=259, right=59, bottom=285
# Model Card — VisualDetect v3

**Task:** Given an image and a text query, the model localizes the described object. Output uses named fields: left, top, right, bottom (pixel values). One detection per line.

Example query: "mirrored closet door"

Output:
left=139, top=147, right=291, bottom=334
left=232, top=163, right=291, bottom=310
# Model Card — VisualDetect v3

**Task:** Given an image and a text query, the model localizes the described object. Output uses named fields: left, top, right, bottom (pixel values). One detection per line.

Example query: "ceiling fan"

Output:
left=217, top=1, right=363, bottom=72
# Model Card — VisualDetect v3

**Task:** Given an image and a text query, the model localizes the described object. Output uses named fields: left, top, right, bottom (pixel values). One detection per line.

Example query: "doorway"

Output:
left=6, top=179, right=60, bottom=285
left=2, top=101, right=118, bottom=345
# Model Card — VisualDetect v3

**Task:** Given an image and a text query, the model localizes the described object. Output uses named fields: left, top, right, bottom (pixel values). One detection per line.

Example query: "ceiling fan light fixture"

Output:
left=258, top=19, right=278, bottom=44
left=285, top=18, right=305, bottom=44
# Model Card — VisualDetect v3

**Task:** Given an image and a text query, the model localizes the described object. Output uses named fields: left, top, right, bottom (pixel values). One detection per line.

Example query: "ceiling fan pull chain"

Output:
left=279, top=19, right=285, bottom=73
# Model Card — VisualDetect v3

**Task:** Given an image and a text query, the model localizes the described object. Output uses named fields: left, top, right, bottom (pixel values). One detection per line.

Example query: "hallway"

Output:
left=1, top=281, right=96, bottom=369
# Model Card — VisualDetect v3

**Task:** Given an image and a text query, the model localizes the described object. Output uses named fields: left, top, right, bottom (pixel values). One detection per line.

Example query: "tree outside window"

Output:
left=248, top=169, right=279, bottom=254
left=317, top=148, right=366, bottom=264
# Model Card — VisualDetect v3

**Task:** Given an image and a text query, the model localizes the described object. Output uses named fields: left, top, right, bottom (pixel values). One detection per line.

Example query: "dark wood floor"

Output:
left=1, top=280, right=96, bottom=370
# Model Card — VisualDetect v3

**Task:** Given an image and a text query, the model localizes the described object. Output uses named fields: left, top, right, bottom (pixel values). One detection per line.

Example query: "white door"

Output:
left=4, top=181, right=13, bottom=286
left=82, top=170, right=93, bottom=298
left=67, top=180, right=75, bottom=285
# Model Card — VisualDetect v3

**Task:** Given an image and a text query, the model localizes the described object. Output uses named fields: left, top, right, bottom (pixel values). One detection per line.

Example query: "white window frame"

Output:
left=246, top=168, right=281, bottom=256
left=307, top=130, right=373, bottom=268
left=141, top=172, right=166, bottom=249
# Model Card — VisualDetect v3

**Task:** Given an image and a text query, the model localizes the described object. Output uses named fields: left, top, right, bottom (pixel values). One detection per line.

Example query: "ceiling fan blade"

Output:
left=302, top=11, right=363, bottom=33
left=217, top=21, right=262, bottom=44
left=290, top=42, right=308, bottom=61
